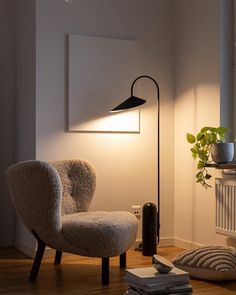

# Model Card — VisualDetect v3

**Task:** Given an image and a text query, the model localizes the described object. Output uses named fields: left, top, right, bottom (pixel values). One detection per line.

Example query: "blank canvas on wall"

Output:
left=68, top=34, right=140, bottom=132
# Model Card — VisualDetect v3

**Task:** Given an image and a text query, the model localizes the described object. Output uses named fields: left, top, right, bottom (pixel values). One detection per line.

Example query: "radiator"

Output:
left=215, top=178, right=236, bottom=237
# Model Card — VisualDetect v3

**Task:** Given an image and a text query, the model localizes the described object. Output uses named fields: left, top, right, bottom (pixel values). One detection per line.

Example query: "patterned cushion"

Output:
left=172, top=246, right=236, bottom=281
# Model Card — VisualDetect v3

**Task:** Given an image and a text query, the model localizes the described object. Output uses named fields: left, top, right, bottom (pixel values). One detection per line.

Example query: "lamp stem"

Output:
left=131, top=75, right=160, bottom=245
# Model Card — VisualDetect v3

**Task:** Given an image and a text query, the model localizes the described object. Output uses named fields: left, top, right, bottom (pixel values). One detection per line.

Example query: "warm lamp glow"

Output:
left=70, top=109, right=140, bottom=132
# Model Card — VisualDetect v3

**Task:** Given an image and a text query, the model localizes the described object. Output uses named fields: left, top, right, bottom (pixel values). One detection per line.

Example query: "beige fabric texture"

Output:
left=6, top=159, right=138, bottom=257
left=172, top=246, right=236, bottom=281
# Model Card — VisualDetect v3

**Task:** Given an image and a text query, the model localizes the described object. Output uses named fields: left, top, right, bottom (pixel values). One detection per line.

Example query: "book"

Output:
left=125, top=266, right=189, bottom=285
left=124, top=277, right=190, bottom=293
left=124, top=284, right=192, bottom=295
left=124, top=285, right=192, bottom=295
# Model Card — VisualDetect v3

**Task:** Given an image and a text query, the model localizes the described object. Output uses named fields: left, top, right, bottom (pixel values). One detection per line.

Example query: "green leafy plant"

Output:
left=186, top=126, right=229, bottom=189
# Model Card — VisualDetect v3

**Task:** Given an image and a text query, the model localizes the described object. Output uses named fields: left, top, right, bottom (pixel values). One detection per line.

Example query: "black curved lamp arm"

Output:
left=131, top=75, right=160, bottom=245
left=131, top=75, right=160, bottom=99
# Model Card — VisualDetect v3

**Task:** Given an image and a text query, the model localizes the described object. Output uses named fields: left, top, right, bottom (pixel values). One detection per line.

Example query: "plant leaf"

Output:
left=196, top=171, right=203, bottom=178
left=197, top=161, right=206, bottom=169
left=186, top=133, right=196, bottom=144
left=197, top=132, right=204, bottom=141
left=217, top=127, right=229, bottom=134
left=191, top=147, right=198, bottom=153
left=201, top=126, right=210, bottom=133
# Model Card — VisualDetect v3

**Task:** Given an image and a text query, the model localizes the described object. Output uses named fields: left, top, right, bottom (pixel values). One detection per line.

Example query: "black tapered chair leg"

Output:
left=29, top=233, right=46, bottom=281
left=102, top=257, right=109, bottom=285
left=54, top=250, right=62, bottom=265
left=120, top=252, right=126, bottom=269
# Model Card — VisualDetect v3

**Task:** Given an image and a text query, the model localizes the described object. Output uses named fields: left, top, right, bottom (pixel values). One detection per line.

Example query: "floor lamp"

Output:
left=110, top=75, right=160, bottom=246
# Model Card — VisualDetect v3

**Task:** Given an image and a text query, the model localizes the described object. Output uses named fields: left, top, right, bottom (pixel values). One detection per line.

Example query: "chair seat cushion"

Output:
left=61, top=211, right=138, bottom=257
left=172, top=246, right=236, bottom=281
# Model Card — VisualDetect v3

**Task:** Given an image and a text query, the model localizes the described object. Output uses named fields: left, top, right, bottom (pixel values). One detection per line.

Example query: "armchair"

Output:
left=6, top=159, right=138, bottom=285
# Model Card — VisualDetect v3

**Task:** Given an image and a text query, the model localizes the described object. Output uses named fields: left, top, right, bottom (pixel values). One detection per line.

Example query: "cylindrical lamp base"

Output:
left=142, top=202, right=157, bottom=256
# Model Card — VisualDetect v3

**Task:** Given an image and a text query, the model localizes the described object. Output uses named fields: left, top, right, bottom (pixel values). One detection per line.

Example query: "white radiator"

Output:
left=215, top=178, right=236, bottom=237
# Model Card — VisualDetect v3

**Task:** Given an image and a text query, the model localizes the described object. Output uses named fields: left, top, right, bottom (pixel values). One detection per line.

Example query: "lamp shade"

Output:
left=110, top=96, right=146, bottom=112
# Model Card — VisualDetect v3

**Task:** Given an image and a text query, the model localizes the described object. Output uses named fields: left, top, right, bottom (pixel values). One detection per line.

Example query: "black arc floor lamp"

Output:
left=110, top=75, right=160, bottom=247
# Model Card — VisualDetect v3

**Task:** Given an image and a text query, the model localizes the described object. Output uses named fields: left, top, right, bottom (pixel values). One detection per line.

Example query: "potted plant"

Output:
left=186, top=126, right=234, bottom=188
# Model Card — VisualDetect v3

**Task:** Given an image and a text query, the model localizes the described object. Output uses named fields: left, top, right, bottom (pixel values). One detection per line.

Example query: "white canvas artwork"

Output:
left=68, top=34, right=140, bottom=132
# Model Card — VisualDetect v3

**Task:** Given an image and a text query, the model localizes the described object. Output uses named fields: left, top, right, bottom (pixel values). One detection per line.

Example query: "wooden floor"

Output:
left=0, top=246, right=236, bottom=294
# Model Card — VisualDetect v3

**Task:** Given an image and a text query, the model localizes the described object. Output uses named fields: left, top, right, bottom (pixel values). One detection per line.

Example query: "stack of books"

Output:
left=123, top=266, right=192, bottom=295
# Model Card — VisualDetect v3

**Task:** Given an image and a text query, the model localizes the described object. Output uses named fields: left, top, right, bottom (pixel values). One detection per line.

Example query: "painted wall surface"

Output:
left=174, top=0, right=236, bottom=248
left=36, top=0, right=174, bottom=243
left=14, top=0, right=37, bottom=253
left=0, top=0, right=15, bottom=245
left=2, top=0, right=234, bottom=252
left=220, top=0, right=234, bottom=138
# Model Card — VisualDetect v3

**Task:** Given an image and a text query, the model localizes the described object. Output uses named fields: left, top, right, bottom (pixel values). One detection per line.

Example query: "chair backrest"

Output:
left=5, top=159, right=96, bottom=239
left=6, top=160, right=63, bottom=237
left=50, top=160, right=96, bottom=215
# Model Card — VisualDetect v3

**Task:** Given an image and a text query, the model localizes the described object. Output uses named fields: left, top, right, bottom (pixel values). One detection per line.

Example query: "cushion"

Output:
left=172, top=246, right=236, bottom=281
left=50, top=160, right=96, bottom=215
left=61, top=211, right=138, bottom=257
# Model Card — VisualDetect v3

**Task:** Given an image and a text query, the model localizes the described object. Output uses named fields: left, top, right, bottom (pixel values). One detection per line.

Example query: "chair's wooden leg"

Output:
left=54, top=251, right=62, bottom=265
left=29, top=232, right=46, bottom=281
left=102, top=257, right=109, bottom=285
left=120, top=252, right=126, bottom=269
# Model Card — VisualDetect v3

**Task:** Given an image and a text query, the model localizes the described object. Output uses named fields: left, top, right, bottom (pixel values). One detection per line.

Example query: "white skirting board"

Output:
left=173, top=238, right=203, bottom=250
left=13, top=237, right=206, bottom=258
left=14, top=238, right=54, bottom=258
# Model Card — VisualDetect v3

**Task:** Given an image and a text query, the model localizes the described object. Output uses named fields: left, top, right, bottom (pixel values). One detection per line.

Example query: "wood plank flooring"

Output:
left=0, top=246, right=236, bottom=294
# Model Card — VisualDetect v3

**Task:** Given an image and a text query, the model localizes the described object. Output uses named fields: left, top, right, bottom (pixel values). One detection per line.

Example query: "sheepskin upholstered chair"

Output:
left=6, top=159, right=138, bottom=285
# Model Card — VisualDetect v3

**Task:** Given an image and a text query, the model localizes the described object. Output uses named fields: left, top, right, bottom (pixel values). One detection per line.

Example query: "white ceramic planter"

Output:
left=211, top=142, right=234, bottom=164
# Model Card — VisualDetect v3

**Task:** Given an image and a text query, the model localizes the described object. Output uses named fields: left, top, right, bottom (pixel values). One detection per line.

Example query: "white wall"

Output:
left=0, top=0, right=15, bottom=246
left=14, top=0, right=37, bottom=254
left=220, top=0, right=234, bottom=139
left=2, top=0, right=233, bottom=253
left=174, top=0, right=236, bottom=248
left=15, top=0, right=36, bottom=162
left=35, top=0, right=175, bottom=244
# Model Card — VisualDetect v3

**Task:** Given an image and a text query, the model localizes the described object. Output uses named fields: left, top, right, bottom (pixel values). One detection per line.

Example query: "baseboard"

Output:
left=158, top=237, right=174, bottom=247
left=174, top=238, right=203, bottom=249
left=14, top=238, right=56, bottom=258
left=134, top=237, right=202, bottom=251
left=14, top=239, right=36, bottom=258
left=132, top=237, right=174, bottom=250
left=14, top=236, right=201, bottom=259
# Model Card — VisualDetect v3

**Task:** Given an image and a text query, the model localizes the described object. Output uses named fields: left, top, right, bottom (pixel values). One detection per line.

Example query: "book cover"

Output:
left=128, top=284, right=192, bottom=295
left=125, top=266, right=189, bottom=285
left=124, top=277, right=190, bottom=292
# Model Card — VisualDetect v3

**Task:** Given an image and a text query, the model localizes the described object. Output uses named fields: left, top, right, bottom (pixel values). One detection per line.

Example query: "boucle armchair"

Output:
left=6, top=159, right=138, bottom=285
